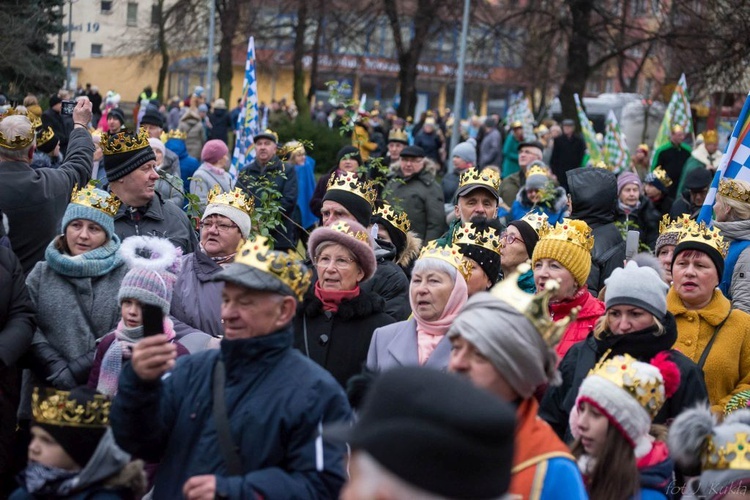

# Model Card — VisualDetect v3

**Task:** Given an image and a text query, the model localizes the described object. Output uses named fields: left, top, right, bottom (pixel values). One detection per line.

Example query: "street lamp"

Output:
left=449, top=0, right=471, bottom=172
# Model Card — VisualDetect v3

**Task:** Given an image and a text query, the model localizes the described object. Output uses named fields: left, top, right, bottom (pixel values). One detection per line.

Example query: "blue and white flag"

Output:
left=698, top=91, right=750, bottom=223
left=231, top=37, right=260, bottom=177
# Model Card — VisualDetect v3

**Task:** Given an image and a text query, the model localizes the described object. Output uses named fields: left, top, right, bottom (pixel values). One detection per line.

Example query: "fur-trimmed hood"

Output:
left=299, top=287, right=387, bottom=321
left=397, top=231, right=422, bottom=268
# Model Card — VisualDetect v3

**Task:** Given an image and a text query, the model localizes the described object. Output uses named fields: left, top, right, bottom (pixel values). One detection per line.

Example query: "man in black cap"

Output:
left=106, top=107, right=125, bottom=134
left=327, top=366, right=515, bottom=500
left=103, top=128, right=197, bottom=254
left=140, top=105, right=180, bottom=177
left=112, top=236, right=351, bottom=499
left=500, top=139, right=545, bottom=208
left=669, top=166, right=712, bottom=219
left=237, top=129, right=298, bottom=251
left=550, top=118, right=586, bottom=191
left=42, top=94, right=72, bottom=156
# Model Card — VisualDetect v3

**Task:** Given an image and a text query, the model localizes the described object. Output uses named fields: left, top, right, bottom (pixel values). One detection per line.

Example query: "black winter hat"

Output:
left=102, top=128, right=156, bottom=182
left=140, top=106, right=164, bottom=129
left=672, top=239, right=725, bottom=280
left=49, top=94, right=62, bottom=107
left=107, top=108, right=126, bottom=127
left=322, top=172, right=373, bottom=227
left=508, top=218, right=540, bottom=260
left=325, top=367, right=516, bottom=499
left=371, top=200, right=407, bottom=257
left=457, top=218, right=503, bottom=286
left=684, top=167, right=713, bottom=190
left=335, top=145, right=362, bottom=167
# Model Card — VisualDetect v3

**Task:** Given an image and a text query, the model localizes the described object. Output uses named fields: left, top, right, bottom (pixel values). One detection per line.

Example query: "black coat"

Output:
left=614, top=197, right=662, bottom=250
left=539, top=313, right=708, bottom=442
left=550, top=134, right=586, bottom=191
left=42, top=108, right=72, bottom=155
left=293, top=290, right=395, bottom=387
left=360, top=256, right=411, bottom=321
left=208, top=108, right=234, bottom=144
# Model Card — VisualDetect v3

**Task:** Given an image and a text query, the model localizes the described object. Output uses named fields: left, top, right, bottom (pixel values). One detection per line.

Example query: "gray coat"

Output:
left=190, top=163, right=234, bottom=213
left=170, top=251, right=223, bottom=338
left=366, top=318, right=452, bottom=371
left=0, top=128, right=93, bottom=273
left=162, top=147, right=181, bottom=177
left=715, top=219, right=750, bottom=314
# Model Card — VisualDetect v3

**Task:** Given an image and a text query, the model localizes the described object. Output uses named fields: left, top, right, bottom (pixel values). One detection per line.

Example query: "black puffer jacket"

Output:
left=567, top=167, right=626, bottom=296
left=360, top=251, right=411, bottom=321
left=293, top=289, right=395, bottom=388
left=539, top=313, right=708, bottom=442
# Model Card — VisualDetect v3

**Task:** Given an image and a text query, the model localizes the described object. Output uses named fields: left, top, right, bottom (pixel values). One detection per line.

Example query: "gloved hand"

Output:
left=68, top=349, right=95, bottom=385
left=47, top=366, right=77, bottom=390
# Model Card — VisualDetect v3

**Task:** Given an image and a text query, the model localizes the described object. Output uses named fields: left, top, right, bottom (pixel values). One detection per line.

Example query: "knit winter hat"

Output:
left=202, top=187, right=254, bottom=239
left=322, top=172, right=376, bottom=227
left=617, top=171, right=642, bottom=195
left=335, top=145, right=362, bottom=166
left=118, top=236, right=183, bottom=314
left=571, top=352, right=680, bottom=457
left=531, top=218, right=593, bottom=288
left=452, top=141, right=476, bottom=165
left=62, top=182, right=120, bottom=241
left=107, top=108, right=125, bottom=127
left=604, top=261, right=669, bottom=320
left=140, top=107, right=164, bottom=129
left=147, top=137, right=165, bottom=158
left=102, top=128, right=156, bottom=182
left=644, top=166, right=673, bottom=194
left=200, top=139, right=228, bottom=165
left=508, top=212, right=549, bottom=261
left=308, top=220, right=376, bottom=281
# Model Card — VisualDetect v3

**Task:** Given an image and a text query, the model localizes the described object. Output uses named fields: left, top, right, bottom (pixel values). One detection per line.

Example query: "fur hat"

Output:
left=118, top=236, right=183, bottom=314
left=308, top=220, right=376, bottom=281
left=604, top=261, right=669, bottom=320
left=531, top=219, right=593, bottom=288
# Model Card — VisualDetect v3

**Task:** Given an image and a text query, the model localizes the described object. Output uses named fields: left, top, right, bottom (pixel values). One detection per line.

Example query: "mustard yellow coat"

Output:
left=668, top=288, right=750, bottom=413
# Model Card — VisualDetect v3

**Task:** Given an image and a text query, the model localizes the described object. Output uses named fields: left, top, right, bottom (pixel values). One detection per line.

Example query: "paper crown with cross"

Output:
left=651, top=166, right=673, bottom=188
left=374, top=201, right=410, bottom=234
left=676, top=219, right=729, bottom=258
left=325, top=171, right=378, bottom=207
left=388, top=128, right=409, bottom=144
left=457, top=167, right=501, bottom=193
left=32, top=387, right=110, bottom=428
left=537, top=218, right=595, bottom=252
left=160, top=129, right=187, bottom=142
left=519, top=211, right=550, bottom=234
left=206, top=186, right=254, bottom=217
left=452, top=221, right=502, bottom=256
left=418, top=241, right=473, bottom=282
left=658, top=213, right=691, bottom=235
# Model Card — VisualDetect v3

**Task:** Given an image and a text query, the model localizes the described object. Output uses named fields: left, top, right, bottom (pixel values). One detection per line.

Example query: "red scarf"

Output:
left=314, top=281, right=360, bottom=312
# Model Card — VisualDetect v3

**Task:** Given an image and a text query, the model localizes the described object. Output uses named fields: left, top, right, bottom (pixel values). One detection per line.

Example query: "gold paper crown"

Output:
left=458, top=167, right=501, bottom=193
left=510, top=120, right=523, bottom=129
left=704, top=432, right=750, bottom=471
left=206, top=186, right=254, bottom=216
left=490, top=263, right=579, bottom=347
left=538, top=218, right=595, bottom=252
left=160, top=129, right=187, bottom=143
left=672, top=124, right=684, bottom=133
left=388, top=128, right=409, bottom=143
left=101, top=127, right=151, bottom=155
left=677, top=219, right=728, bottom=258
left=652, top=166, right=673, bottom=188
left=658, top=213, right=691, bottom=235
left=526, top=164, right=549, bottom=179
left=588, top=353, right=666, bottom=418
left=704, top=129, right=719, bottom=143
left=452, top=222, right=502, bottom=256
left=519, top=211, right=550, bottom=235
left=593, top=161, right=614, bottom=171
left=32, top=387, right=110, bottom=428
left=326, top=171, right=378, bottom=207
left=233, top=235, right=311, bottom=300
left=70, top=182, right=121, bottom=217
left=36, top=126, right=55, bottom=147
left=0, top=108, right=36, bottom=150
left=418, top=241, right=473, bottom=282
left=328, top=221, right=369, bottom=243
left=719, top=178, right=750, bottom=204
left=374, top=202, right=410, bottom=234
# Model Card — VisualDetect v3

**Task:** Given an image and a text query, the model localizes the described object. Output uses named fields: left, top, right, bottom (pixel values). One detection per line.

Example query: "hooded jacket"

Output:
left=567, top=167, right=626, bottom=296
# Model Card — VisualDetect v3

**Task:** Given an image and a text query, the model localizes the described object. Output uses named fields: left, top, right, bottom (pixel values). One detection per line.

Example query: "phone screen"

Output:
left=141, top=304, right=164, bottom=337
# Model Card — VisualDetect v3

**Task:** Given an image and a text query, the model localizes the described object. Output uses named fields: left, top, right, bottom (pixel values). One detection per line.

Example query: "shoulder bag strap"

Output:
left=212, top=359, right=243, bottom=475
left=697, top=310, right=732, bottom=370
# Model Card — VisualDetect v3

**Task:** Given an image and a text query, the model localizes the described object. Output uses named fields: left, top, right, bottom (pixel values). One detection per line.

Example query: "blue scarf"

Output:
left=45, top=235, right=124, bottom=278
left=720, top=239, right=750, bottom=298
left=21, top=461, right=79, bottom=495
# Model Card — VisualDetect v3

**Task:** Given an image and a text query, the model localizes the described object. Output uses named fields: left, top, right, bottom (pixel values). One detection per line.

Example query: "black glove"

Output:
left=28, top=342, right=68, bottom=381
left=47, top=366, right=77, bottom=390
left=68, top=349, right=95, bottom=385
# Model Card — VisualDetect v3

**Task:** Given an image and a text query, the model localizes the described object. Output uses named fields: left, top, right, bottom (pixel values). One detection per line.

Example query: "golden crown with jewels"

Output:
left=418, top=241, right=473, bottom=281
left=704, top=432, right=750, bottom=471
left=32, top=387, right=110, bottom=428
left=0, top=108, right=37, bottom=150
left=458, top=167, right=501, bottom=192
left=326, top=171, right=378, bottom=206
left=388, top=128, right=409, bottom=144
left=677, top=219, right=728, bottom=258
left=328, top=221, right=369, bottom=243
left=70, top=182, right=121, bottom=217
left=651, top=166, right=673, bottom=188
left=101, top=127, right=151, bottom=155
left=588, top=353, right=666, bottom=418
left=538, top=218, right=594, bottom=252
left=374, top=202, right=410, bottom=234
left=36, top=126, right=56, bottom=147
left=207, top=186, right=254, bottom=216
left=718, top=178, right=750, bottom=204
left=519, top=211, right=550, bottom=235
left=160, top=129, right=187, bottom=143
left=233, top=235, right=311, bottom=300
left=526, top=164, right=549, bottom=179
left=490, top=263, right=579, bottom=347
left=658, top=213, right=691, bottom=235
left=452, top=222, right=502, bottom=256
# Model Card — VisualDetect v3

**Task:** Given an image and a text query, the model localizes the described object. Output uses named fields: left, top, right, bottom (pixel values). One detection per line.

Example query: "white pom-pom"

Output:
left=119, top=236, right=179, bottom=273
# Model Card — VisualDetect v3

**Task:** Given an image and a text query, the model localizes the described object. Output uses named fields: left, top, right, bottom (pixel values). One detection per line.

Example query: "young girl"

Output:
left=570, top=353, right=680, bottom=499
left=88, top=236, right=188, bottom=396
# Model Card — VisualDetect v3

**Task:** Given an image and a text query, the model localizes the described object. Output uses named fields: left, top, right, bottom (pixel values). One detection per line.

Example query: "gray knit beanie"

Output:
left=451, top=141, right=476, bottom=165
left=604, top=261, right=668, bottom=319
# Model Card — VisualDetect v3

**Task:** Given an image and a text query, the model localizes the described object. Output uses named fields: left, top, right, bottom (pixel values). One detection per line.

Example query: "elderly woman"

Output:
left=190, top=139, right=233, bottom=213
left=25, top=183, right=127, bottom=394
left=149, top=137, right=183, bottom=207
left=501, top=212, right=549, bottom=294
left=540, top=260, right=708, bottom=441
left=654, top=214, right=688, bottom=284
left=615, top=171, right=660, bottom=249
left=367, top=242, right=469, bottom=370
left=310, top=146, right=363, bottom=218
left=531, top=219, right=605, bottom=358
left=171, top=187, right=253, bottom=338
left=293, top=220, right=394, bottom=387
left=668, top=220, right=750, bottom=413
left=714, top=178, right=750, bottom=314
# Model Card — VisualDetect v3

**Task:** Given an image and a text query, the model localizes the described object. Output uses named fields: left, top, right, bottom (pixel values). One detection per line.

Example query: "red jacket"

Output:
left=550, top=287, right=605, bottom=359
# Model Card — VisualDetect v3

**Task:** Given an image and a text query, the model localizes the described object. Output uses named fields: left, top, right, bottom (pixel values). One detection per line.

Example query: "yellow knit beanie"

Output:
left=531, top=219, right=594, bottom=287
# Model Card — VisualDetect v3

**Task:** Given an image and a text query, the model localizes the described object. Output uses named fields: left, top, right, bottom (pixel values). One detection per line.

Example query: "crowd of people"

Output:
left=1, top=84, right=750, bottom=500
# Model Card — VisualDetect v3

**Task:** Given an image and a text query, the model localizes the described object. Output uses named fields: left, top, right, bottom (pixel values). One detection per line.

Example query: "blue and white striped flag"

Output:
left=231, top=37, right=260, bottom=177
left=698, top=91, right=750, bottom=223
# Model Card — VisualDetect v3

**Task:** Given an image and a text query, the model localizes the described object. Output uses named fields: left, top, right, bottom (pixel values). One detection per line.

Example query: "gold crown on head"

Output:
left=588, top=353, right=665, bottom=418
left=658, top=213, right=691, bottom=235
left=490, top=263, right=579, bottom=347
left=719, top=178, right=750, bottom=204
left=388, top=128, right=409, bottom=143
left=233, top=235, right=311, bottom=300
left=32, top=387, right=110, bottom=428
left=207, top=186, right=254, bottom=216
left=458, top=167, right=501, bottom=192
left=538, top=218, right=594, bottom=252
left=672, top=124, right=684, bottom=133
left=593, top=161, right=614, bottom=171
left=704, top=432, right=750, bottom=471
left=418, top=241, right=473, bottom=282
left=519, top=211, right=550, bottom=235
left=452, top=222, right=502, bottom=256
left=0, top=108, right=36, bottom=150
left=70, top=182, right=121, bottom=217
left=326, top=171, right=378, bottom=207
left=329, top=220, right=369, bottom=243
left=374, top=202, right=410, bottom=234
left=704, top=129, right=719, bottom=144
left=651, top=166, right=673, bottom=188
left=160, top=129, right=187, bottom=143
left=526, top=164, right=549, bottom=179
left=677, top=219, right=728, bottom=258
left=101, top=127, right=151, bottom=155
left=36, top=126, right=55, bottom=147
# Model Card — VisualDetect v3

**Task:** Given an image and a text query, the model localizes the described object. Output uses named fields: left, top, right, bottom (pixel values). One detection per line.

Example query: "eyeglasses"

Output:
left=315, top=255, right=356, bottom=270
left=500, top=232, right=523, bottom=246
left=199, top=221, right=239, bottom=233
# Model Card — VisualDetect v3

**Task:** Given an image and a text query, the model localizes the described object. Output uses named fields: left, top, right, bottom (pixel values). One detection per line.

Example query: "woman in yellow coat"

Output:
left=667, top=219, right=750, bottom=414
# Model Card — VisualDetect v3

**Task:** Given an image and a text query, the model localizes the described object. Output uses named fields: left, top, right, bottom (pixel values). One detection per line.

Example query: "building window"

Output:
left=91, top=44, right=103, bottom=57
left=127, top=2, right=138, bottom=26
left=101, top=1, right=112, bottom=13
left=63, top=41, right=75, bottom=56
left=151, top=4, right=161, bottom=26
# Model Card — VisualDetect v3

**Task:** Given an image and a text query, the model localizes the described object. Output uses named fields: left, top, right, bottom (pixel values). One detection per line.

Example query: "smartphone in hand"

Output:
left=141, top=303, right=164, bottom=337
left=60, top=100, right=76, bottom=116
left=625, top=230, right=640, bottom=261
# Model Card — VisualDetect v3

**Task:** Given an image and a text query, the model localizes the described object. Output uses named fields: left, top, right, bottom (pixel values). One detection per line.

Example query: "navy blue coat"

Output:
left=111, top=326, right=351, bottom=499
